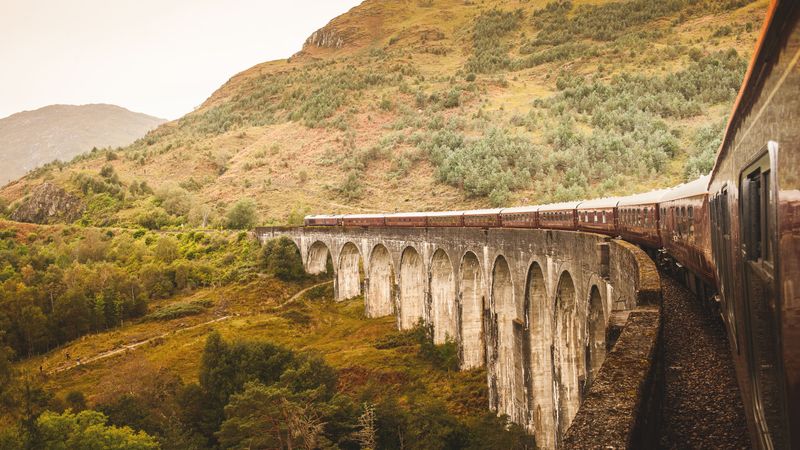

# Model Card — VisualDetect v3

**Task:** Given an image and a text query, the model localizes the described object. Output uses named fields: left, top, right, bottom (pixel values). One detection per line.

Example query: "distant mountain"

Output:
left=0, top=104, right=165, bottom=186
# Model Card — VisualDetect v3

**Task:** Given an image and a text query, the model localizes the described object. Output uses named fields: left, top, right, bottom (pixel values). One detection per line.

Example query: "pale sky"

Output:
left=0, top=0, right=362, bottom=120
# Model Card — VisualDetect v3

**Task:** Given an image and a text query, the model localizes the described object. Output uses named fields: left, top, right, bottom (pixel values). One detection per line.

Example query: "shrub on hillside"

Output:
left=146, top=299, right=212, bottom=321
left=684, top=120, right=725, bottom=179
left=135, top=203, right=173, bottom=230
left=466, top=9, right=524, bottom=74
left=154, top=184, right=193, bottom=217
left=422, top=127, right=542, bottom=205
left=225, top=199, right=257, bottom=230
left=260, top=237, right=306, bottom=282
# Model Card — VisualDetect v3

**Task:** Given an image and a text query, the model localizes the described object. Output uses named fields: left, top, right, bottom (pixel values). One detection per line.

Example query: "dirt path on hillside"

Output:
left=46, top=280, right=334, bottom=375
left=280, top=280, right=334, bottom=306
left=48, top=315, right=232, bottom=375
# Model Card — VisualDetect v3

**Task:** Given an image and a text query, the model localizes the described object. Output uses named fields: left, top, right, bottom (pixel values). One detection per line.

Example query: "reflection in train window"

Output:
left=744, top=168, right=762, bottom=261
left=763, top=170, right=773, bottom=264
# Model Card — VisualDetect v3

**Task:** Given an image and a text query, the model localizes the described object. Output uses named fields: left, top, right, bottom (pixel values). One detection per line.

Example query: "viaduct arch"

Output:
left=256, top=226, right=648, bottom=448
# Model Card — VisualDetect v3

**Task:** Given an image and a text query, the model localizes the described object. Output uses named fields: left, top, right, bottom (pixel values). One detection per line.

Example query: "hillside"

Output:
left=0, top=0, right=769, bottom=227
left=0, top=104, right=165, bottom=186
left=0, top=221, right=532, bottom=448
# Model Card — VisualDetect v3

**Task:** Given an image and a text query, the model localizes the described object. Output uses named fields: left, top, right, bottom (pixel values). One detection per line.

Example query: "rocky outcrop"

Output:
left=11, top=182, right=84, bottom=224
left=305, top=28, right=347, bottom=49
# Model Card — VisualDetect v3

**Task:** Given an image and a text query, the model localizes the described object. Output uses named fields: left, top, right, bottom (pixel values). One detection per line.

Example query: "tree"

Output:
left=155, top=184, right=192, bottom=217
left=354, top=403, right=376, bottom=450
left=35, top=410, right=159, bottom=450
left=154, top=236, right=179, bottom=263
left=64, top=391, right=87, bottom=412
left=225, top=200, right=257, bottom=230
left=260, top=237, right=305, bottom=282
left=0, top=338, right=14, bottom=399
left=217, top=383, right=328, bottom=450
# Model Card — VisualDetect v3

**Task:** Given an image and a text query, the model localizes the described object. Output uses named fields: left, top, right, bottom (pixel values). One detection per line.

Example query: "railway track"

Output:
left=657, top=273, right=750, bottom=449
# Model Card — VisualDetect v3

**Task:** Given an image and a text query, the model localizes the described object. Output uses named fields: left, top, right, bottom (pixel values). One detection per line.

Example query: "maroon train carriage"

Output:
left=658, top=176, right=714, bottom=286
left=426, top=211, right=465, bottom=227
left=463, top=209, right=502, bottom=228
left=342, top=214, right=386, bottom=228
left=617, top=189, right=669, bottom=249
left=705, top=1, right=799, bottom=445
left=500, top=206, right=539, bottom=229
left=304, top=215, right=341, bottom=227
left=385, top=212, right=428, bottom=228
left=538, top=201, right=581, bottom=231
left=576, top=197, right=619, bottom=235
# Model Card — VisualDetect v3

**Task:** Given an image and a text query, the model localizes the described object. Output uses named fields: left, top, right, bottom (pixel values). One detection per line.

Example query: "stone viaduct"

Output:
left=254, top=226, right=661, bottom=449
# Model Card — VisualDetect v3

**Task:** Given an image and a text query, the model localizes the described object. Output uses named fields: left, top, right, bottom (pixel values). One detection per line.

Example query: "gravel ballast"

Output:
left=658, top=274, right=750, bottom=449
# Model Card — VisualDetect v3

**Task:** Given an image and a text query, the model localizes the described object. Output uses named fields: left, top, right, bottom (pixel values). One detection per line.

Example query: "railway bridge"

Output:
left=254, top=226, right=662, bottom=448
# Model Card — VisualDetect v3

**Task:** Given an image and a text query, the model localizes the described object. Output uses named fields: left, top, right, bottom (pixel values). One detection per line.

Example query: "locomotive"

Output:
left=304, top=1, right=799, bottom=447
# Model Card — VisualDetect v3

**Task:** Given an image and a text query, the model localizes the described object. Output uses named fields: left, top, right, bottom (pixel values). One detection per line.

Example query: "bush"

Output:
left=422, top=127, right=542, bottom=205
left=336, top=170, right=364, bottom=201
left=136, top=204, right=172, bottom=230
left=154, top=184, right=192, bottom=217
left=260, top=236, right=306, bottom=281
left=146, top=299, right=211, bottom=321
left=684, top=120, right=724, bottom=179
left=65, top=391, right=87, bottom=411
left=225, top=199, right=257, bottom=230
left=466, top=9, right=524, bottom=74
left=413, top=322, right=460, bottom=371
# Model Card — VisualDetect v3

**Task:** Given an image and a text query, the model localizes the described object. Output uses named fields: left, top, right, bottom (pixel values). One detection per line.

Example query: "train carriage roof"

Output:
left=304, top=214, right=340, bottom=219
left=537, top=201, right=582, bottom=212
left=576, top=197, right=621, bottom=209
left=342, top=213, right=386, bottom=219
left=386, top=211, right=430, bottom=218
left=659, top=175, right=711, bottom=203
left=461, top=208, right=503, bottom=215
left=500, top=205, right=539, bottom=214
left=425, top=210, right=466, bottom=217
left=617, top=189, right=672, bottom=207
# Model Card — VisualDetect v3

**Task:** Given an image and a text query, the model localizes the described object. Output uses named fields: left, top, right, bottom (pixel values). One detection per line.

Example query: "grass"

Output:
left=16, top=276, right=488, bottom=418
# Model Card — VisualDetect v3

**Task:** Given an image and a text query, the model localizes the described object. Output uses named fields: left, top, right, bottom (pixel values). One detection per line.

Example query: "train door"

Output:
left=739, top=147, right=787, bottom=449
left=712, top=186, right=739, bottom=353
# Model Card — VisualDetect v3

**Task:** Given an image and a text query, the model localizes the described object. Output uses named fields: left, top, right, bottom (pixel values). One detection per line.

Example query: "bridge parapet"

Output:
left=253, top=226, right=662, bottom=449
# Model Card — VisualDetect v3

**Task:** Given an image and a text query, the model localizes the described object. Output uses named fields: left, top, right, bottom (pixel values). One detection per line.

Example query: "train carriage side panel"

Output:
left=385, top=212, right=428, bottom=228
left=463, top=209, right=503, bottom=228
left=342, top=214, right=386, bottom=228
left=304, top=215, right=340, bottom=227
left=539, top=201, right=581, bottom=231
left=426, top=211, right=465, bottom=227
left=618, top=189, right=670, bottom=249
left=658, top=177, right=715, bottom=284
left=707, top=2, right=799, bottom=447
left=577, top=197, right=619, bottom=235
left=500, top=206, right=539, bottom=228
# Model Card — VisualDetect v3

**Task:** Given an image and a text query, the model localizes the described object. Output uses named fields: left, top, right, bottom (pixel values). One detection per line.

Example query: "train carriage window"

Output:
left=680, top=207, right=686, bottom=237
left=743, top=169, right=763, bottom=261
